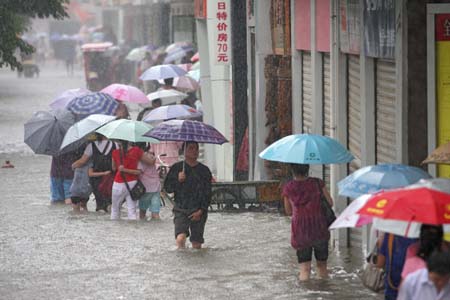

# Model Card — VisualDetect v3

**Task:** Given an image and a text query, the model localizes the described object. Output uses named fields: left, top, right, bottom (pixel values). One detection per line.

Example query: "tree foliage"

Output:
left=0, top=0, right=69, bottom=70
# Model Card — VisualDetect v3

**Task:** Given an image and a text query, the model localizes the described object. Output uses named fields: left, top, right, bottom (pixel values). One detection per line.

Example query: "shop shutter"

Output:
left=323, top=53, right=331, bottom=188
left=347, top=55, right=362, bottom=249
left=347, top=55, right=362, bottom=172
left=376, top=60, right=397, bottom=163
left=302, top=51, right=313, bottom=133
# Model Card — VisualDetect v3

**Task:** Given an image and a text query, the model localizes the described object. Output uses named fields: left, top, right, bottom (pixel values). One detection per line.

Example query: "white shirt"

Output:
left=397, top=268, right=450, bottom=300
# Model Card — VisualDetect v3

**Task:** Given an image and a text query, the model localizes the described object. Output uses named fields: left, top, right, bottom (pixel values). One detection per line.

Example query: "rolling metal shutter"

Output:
left=347, top=55, right=362, bottom=249
left=375, top=60, right=397, bottom=164
left=302, top=51, right=313, bottom=133
left=323, top=53, right=331, bottom=188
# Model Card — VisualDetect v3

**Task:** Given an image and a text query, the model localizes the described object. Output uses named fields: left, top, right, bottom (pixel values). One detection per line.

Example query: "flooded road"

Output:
left=0, top=64, right=382, bottom=299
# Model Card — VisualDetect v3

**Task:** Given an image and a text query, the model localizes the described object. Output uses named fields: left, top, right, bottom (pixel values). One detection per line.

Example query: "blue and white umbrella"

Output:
left=259, top=134, right=354, bottom=164
left=139, top=64, right=187, bottom=81
left=337, top=164, right=432, bottom=198
left=67, top=92, right=119, bottom=119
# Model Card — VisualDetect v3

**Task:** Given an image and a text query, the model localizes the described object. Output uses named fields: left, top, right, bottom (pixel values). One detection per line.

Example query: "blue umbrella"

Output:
left=337, top=164, right=432, bottom=198
left=139, top=64, right=187, bottom=81
left=66, top=92, right=119, bottom=120
left=259, top=134, right=354, bottom=164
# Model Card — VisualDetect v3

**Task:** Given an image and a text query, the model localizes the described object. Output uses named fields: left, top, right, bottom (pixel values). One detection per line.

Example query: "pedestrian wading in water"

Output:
left=164, top=141, right=212, bottom=249
left=282, top=163, right=333, bottom=281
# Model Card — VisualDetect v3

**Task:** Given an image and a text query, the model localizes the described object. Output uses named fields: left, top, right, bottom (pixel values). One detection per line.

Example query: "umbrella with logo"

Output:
left=24, top=109, right=75, bottom=156
left=95, top=119, right=159, bottom=143
left=259, top=134, right=354, bottom=164
left=100, top=84, right=149, bottom=104
left=337, top=164, right=432, bottom=199
left=67, top=92, right=119, bottom=120
left=59, top=114, right=117, bottom=153
left=142, top=104, right=202, bottom=123
left=139, top=64, right=187, bottom=81
left=49, top=88, right=91, bottom=110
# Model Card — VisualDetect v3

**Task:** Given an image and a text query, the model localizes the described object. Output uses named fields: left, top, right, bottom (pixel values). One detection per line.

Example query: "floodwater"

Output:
left=0, top=64, right=383, bottom=299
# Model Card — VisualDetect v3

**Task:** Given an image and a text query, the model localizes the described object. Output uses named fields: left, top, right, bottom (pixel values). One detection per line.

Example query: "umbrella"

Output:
left=67, top=92, right=119, bottom=119
left=259, top=134, right=354, bottom=164
left=139, top=64, right=187, bottom=81
left=147, top=89, right=188, bottom=105
left=177, top=64, right=192, bottom=72
left=142, top=105, right=202, bottom=123
left=24, top=109, right=75, bottom=156
left=329, top=194, right=373, bottom=230
left=422, top=141, right=450, bottom=164
left=125, top=47, right=147, bottom=61
left=357, top=187, right=450, bottom=226
left=163, top=47, right=189, bottom=64
left=50, top=88, right=91, bottom=110
left=100, top=84, right=149, bottom=104
left=187, top=69, right=200, bottom=82
left=159, top=75, right=199, bottom=91
left=144, top=119, right=228, bottom=144
left=59, top=114, right=117, bottom=153
left=337, top=164, right=432, bottom=198
left=95, top=119, right=159, bottom=143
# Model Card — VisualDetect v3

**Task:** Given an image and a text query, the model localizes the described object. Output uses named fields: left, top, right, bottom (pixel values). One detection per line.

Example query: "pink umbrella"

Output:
left=191, top=52, right=199, bottom=62
left=177, top=63, right=192, bottom=72
left=158, top=75, right=199, bottom=91
left=101, top=84, right=149, bottom=104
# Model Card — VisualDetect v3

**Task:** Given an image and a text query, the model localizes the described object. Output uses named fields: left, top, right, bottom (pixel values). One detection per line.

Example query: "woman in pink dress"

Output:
left=282, top=164, right=333, bottom=281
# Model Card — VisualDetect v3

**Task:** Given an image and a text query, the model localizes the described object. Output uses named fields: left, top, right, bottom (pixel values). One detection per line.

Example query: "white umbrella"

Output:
left=147, top=89, right=188, bottom=105
left=139, top=64, right=187, bottom=81
left=329, top=194, right=373, bottom=230
left=142, top=104, right=201, bottom=123
left=59, top=114, right=117, bottom=152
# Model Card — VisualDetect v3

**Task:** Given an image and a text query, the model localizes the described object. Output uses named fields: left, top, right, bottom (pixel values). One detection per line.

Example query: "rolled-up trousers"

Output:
left=111, top=181, right=137, bottom=220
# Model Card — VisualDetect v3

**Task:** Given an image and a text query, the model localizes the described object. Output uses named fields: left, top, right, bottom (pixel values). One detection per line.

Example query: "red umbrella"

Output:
left=357, top=187, right=450, bottom=226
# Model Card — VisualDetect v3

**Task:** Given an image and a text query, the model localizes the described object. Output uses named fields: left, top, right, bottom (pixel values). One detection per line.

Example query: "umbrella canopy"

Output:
left=163, top=47, right=189, bottom=64
left=139, top=64, right=187, bottom=81
left=147, top=89, right=188, bottom=105
left=125, top=47, right=147, bottom=61
left=191, top=52, right=199, bottom=62
left=159, top=76, right=199, bottom=91
left=24, top=109, right=75, bottom=156
left=67, top=92, right=119, bottom=119
left=142, top=104, right=201, bottom=123
left=259, top=134, right=354, bottom=164
left=144, top=119, right=228, bottom=144
left=422, top=141, right=450, bottom=164
left=95, top=119, right=159, bottom=143
left=337, top=164, right=431, bottom=198
left=187, top=68, right=200, bottom=81
left=357, top=187, right=450, bottom=226
left=329, top=194, right=373, bottom=230
left=59, top=114, right=117, bottom=153
left=50, top=88, right=91, bottom=110
left=100, top=84, right=149, bottom=104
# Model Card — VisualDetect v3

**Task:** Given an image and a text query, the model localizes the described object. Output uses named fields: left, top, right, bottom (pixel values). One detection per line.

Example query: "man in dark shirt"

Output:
left=164, top=141, right=212, bottom=249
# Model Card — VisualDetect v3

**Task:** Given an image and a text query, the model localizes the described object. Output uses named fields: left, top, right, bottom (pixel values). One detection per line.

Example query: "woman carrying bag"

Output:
left=111, top=140, right=155, bottom=220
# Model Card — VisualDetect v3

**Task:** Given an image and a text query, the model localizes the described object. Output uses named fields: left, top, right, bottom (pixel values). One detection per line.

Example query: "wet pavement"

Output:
left=0, top=64, right=383, bottom=299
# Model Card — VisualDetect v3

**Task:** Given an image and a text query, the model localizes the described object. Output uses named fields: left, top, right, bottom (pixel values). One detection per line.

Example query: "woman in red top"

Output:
left=282, top=164, right=333, bottom=281
left=111, top=140, right=155, bottom=220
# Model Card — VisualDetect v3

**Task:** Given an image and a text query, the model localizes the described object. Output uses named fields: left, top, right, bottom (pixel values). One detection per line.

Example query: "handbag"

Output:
left=360, top=252, right=385, bottom=293
left=119, top=149, right=146, bottom=201
left=315, top=179, right=336, bottom=226
left=98, top=173, right=115, bottom=198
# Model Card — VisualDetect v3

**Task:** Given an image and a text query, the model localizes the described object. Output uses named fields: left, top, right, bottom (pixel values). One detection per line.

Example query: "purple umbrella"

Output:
left=144, top=119, right=228, bottom=145
left=50, top=88, right=91, bottom=110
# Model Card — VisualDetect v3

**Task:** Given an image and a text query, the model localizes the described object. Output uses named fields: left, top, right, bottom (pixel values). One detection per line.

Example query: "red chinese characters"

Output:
left=216, top=1, right=229, bottom=64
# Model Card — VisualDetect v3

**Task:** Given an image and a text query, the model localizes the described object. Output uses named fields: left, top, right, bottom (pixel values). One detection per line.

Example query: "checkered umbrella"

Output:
left=143, top=119, right=228, bottom=144
left=66, top=92, right=119, bottom=119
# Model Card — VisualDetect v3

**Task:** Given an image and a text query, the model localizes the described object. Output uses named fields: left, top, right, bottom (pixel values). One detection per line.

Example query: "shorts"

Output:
left=173, top=210, right=207, bottom=244
left=139, top=192, right=161, bottom=213
left=50, top=177, right=72, bottom=202
left=71, top=196, right=89, bottom=205
left=296, top=240, right=329, bottom=263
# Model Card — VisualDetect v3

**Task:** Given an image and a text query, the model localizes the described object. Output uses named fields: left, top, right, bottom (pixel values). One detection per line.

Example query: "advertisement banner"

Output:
left=213, top=0, right=231, bottom=65
left=339, top=0, right=360, bottom=54
left=436, top=14, right=450, bottom=178
left=363, top=0, right=395, bottom=59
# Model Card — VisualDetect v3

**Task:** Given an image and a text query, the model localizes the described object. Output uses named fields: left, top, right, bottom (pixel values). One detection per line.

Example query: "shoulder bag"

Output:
left=119, top=149, right=146, bottom=201
left=360, top=243, right=385, bottom=293
left=315, top=179, right=336, bottom=226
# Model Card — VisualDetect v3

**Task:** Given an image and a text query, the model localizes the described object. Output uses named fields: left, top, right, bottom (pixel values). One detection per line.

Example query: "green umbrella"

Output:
left=95, top=119, right=159, bottom=143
